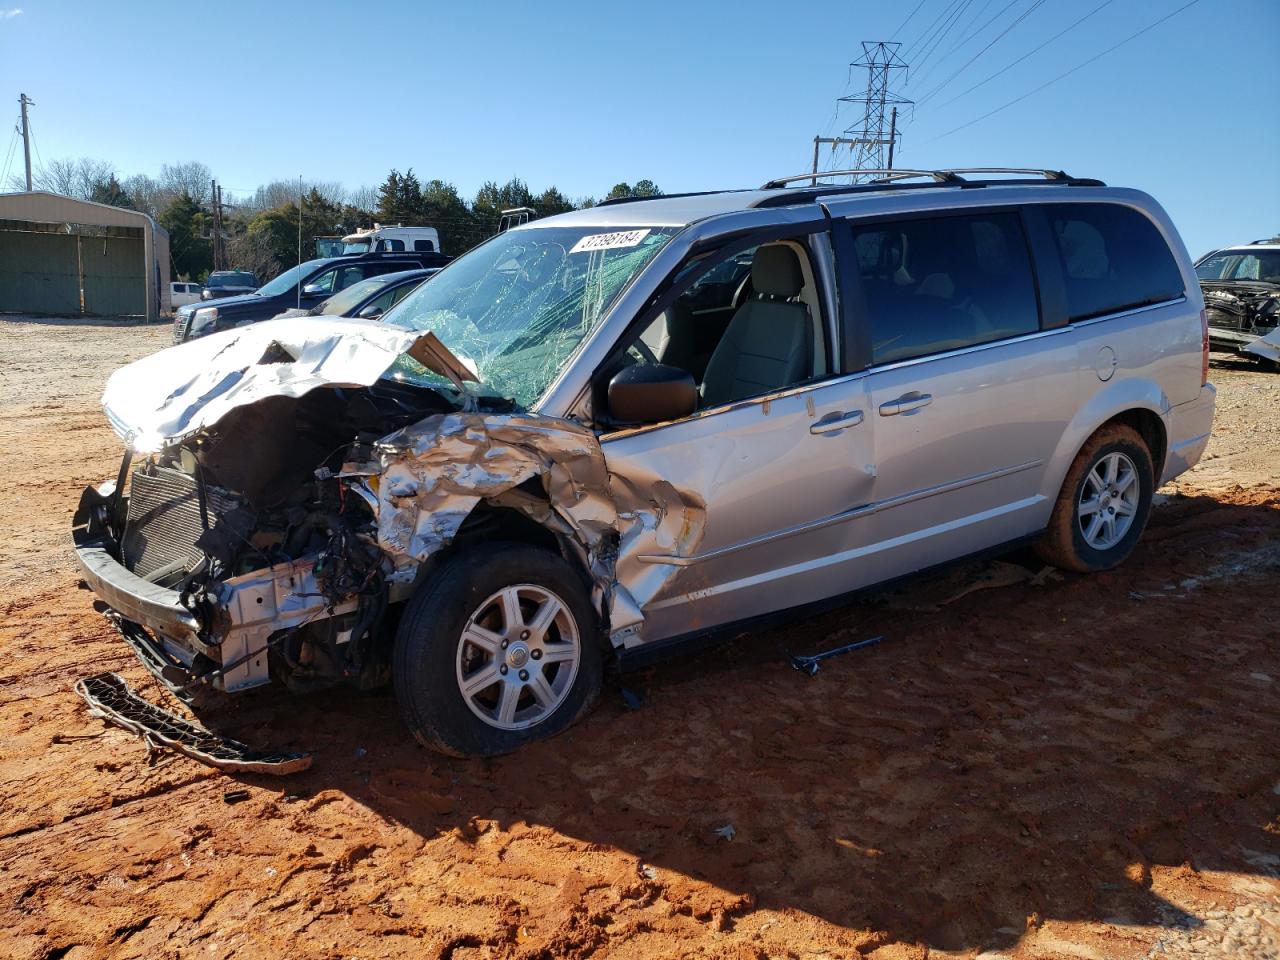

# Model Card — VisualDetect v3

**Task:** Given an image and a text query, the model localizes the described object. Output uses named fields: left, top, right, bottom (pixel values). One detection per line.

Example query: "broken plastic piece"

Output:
left=74, top=672, right=312, bottom=775
left=789, top=635, right=884, bottom=676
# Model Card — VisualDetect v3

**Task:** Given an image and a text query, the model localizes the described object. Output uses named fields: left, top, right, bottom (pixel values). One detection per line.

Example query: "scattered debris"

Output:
left=619, top=686, right=644, bottom=711
left=74, top=673, right=312, bottom=775
left=713, top=824, right=737, bottom=842
left=223, top=789, right=251, bottom=804
left=790, top=635, right=884, bottom=676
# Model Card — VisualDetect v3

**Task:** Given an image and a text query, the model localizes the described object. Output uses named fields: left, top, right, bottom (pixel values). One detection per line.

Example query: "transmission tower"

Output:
left=839, top=41, right=912, bottom=179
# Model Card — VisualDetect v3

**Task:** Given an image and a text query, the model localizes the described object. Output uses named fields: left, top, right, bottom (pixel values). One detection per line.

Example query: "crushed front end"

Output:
left=74, top=379, right=455, bottom=696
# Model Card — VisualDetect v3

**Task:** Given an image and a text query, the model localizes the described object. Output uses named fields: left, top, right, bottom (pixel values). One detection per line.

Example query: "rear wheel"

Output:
left=393, top=542, right=602, bottom=757
left=1035, top=424, right=1154, bottom=573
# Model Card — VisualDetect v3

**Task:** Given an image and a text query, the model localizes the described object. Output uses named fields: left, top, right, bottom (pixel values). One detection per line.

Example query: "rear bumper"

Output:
left=1161, top=383, right=1216, bottom=484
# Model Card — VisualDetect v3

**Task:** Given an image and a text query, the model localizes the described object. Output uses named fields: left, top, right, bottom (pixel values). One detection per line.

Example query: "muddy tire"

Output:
left=393, top=542, right=602, bottom=757
left=1035, top=424, right=1155, bottom=574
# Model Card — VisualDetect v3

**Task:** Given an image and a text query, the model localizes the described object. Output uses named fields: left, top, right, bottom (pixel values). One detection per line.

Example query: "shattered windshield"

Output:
left=383, top=225, right=678, bottom=407
left=1197, top=250, right=1280, bottom=284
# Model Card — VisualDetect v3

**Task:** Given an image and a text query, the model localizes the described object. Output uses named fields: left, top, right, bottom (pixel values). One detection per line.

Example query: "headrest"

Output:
left=752, top=245, right=804, bottom=298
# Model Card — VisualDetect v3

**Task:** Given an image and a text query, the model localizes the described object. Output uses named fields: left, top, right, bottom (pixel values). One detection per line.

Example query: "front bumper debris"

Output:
left=75, top=672, right=312, bottom=775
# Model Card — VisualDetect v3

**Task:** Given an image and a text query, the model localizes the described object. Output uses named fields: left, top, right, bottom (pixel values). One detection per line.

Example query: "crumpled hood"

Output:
left=102, top=316, right=448, bottom=452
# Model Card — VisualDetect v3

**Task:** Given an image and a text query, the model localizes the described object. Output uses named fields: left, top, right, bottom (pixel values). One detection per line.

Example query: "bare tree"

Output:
left=159, top=161, right=212, bottom=204
left=11, top=156, right=117, bottom=199
left=347, top=184, right=378, bottom=215
left=121, top=173, right=168, bottom=218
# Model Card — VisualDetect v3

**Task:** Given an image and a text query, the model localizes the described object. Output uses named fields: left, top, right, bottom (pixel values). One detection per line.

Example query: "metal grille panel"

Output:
left=122, top=466, right=233, bottom=578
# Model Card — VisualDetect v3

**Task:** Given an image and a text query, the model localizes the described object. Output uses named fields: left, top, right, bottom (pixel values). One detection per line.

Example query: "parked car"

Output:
left=75, top=168, right=1214, bottom=758
left=270, top=269, right=437, bottom=322
left=169, top=281, right=203, bottom=310
left=342, top=224, right=442, bottom=255
left=171, top=251, right=449, bottom=343
left=201, top=271, right=258, bottom=301
left=1194, top=239, right=1280, bottom=368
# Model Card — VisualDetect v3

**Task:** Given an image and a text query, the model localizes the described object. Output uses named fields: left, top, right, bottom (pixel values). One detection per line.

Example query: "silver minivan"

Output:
left=75, top=169, right=1215, bottom=756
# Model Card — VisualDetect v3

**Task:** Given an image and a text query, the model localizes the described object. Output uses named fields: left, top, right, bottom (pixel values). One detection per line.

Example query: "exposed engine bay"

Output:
left=1199, top=281, right=1280, bottom=367
left=103, top=380, right=456, bottom=694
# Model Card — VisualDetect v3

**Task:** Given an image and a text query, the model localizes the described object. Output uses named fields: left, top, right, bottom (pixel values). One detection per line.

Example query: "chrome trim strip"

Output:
left=637, top=458, right=1043, bottom=566
left=866, top=324, right=1072, bottom=375
left=1068, top=295, right=1187, bottom=329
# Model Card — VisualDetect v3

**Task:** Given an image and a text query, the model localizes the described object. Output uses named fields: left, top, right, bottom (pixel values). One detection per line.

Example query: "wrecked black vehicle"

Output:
left=1195, top=240, right=1280, bottom=369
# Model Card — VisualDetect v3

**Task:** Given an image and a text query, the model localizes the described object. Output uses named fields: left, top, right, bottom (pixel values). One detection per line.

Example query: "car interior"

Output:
left=625, top=241, right=829, bottom=412
left=853, top=213, right=1039, bottom=364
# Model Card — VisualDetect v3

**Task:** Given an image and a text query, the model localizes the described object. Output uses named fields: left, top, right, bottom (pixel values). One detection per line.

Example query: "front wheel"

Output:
left=1035, top=424, right=1155, bottom=573
left=393, top=542, right=603, bottom=757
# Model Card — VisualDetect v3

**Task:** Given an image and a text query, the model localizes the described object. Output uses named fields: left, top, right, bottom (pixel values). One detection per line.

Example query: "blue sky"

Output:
left=1, top=0, right=1276, bottom=255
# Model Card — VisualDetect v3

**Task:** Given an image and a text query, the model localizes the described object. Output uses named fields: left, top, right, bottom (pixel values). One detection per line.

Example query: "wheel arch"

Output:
left=1042, top=378, right=1170, bottom=506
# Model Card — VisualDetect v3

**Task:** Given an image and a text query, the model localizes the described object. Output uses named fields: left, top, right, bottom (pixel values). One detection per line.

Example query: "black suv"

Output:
left=173, top=252, right=450, bottom=343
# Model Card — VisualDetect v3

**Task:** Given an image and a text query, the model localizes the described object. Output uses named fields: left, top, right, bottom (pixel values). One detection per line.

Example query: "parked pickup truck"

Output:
left=172, top=252, right=449, bottom=343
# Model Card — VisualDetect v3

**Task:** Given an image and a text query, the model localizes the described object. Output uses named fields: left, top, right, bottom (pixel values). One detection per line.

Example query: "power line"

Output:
left=915, top=0, right=1048, bottom=106
left=902, top=0, right=963, bottom=59
left=922, top=0, right=1203, bottom=144
left=890, top=0, right=929, bottom=40
left=910, top=0, right=975, bottom=79
left=0, top=115, right=18, bottom=187
left=934, top=0, right=1115, bottom=110
left=910, top=0, right=1011, bottom=91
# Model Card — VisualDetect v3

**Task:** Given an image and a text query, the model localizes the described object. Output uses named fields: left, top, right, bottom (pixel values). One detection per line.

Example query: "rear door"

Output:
left=834, top=207, right=1077, bottom=579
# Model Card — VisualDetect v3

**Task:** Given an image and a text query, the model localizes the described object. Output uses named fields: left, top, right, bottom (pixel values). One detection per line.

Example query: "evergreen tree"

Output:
left=159, top=192, right=211, bottom=280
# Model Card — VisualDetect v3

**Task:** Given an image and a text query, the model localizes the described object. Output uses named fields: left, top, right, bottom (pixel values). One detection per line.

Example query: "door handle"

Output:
left=879, top=391, right=933, bottom=417
left=810, top=410, right=864, bottom=434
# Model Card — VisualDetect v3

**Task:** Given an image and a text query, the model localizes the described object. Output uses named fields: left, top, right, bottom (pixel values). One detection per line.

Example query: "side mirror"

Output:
left=608, top=363, right=697, bottom=425
left=302, top=283, right=325, bottom=297
left=357, top=304, right=384, bottom=320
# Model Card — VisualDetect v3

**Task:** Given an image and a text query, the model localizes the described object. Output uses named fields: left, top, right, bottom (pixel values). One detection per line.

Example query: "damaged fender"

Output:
left=1243, top=327, right=1280, bottom=365
left=367, top=412, right=707, bottom=645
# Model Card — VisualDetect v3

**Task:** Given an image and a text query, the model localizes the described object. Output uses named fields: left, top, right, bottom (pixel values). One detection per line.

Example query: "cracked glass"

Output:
left=383, top=226, right=679, bottom=407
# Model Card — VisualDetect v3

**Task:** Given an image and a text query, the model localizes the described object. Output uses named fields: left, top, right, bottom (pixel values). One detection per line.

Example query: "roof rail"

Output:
left=761, top=169, right=956, bottom=189
left=750, top=166, right=1104, bottom=209
left=597, top=189, right=747, bottom=208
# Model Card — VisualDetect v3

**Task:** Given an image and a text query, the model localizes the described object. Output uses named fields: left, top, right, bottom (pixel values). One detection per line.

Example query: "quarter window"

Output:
left=1043, top=203, right=1184, bottom=322
left=850, top=212, right=1040, bottom=365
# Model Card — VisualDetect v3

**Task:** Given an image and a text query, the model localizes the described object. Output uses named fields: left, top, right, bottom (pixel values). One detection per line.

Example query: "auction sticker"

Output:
left=570, top=229, right=651, bottom=254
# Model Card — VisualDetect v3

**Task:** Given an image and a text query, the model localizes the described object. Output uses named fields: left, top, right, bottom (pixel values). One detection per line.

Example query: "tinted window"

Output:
left=413, top=239, right=435, bottom=252
left=850, top=212, right=1040, bottom=365
left=381, top=238, right=405, bottom=251
left=1044, top=203, right=1183, bottom=322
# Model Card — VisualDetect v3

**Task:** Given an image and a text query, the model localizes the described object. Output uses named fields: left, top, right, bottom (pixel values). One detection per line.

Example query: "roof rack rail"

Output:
left=761, top=169, right=957, bottom=189
left=750, top=166, right=1104, bottom=209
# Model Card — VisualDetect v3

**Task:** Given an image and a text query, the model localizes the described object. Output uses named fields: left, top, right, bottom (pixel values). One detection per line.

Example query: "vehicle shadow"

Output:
left=213, top=490, right=1280, bottom=953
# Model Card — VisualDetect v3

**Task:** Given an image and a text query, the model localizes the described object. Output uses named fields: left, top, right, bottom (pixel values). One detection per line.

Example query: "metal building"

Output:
left=0, top=192, right=170, bottom=321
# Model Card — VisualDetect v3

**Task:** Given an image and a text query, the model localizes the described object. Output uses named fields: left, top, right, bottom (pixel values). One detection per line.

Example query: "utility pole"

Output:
left=18, top=93, right=33, bottom=191
left=296, top=175, right=303, bottom=308
left=810, top=136, right=861, bottom=185
left=815, top=42, right=910, bottom=181
left=887, top=107, right=898, bottom=170
left=217, top=183, right=225, bottom=270
left=210, top=178, right=223, bottom=271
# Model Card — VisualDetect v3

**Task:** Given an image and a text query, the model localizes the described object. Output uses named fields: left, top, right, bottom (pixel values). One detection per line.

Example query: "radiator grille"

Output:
left=122, top=466, right=236, bottom=579
left=172, top=313, right=190, bottom=343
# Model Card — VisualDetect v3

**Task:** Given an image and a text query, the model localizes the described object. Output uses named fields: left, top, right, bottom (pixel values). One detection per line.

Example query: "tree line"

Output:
left=5, top=159, right=663, bottom=283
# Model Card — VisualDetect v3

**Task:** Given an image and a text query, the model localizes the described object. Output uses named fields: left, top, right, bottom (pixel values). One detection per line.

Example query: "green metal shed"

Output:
left=0, top=192, right=170, bottom=321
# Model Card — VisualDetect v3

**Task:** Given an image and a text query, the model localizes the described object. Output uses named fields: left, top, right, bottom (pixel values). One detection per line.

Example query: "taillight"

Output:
left=1199, top=307, right=1209, bottom=386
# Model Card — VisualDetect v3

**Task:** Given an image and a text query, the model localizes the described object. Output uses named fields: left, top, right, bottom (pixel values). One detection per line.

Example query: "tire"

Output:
left=393, top=542, right=603, bottom=757
left=1035, top=424, right=1155, bottom=574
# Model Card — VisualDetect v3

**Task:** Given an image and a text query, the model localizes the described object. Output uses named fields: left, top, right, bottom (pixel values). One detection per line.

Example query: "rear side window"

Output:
left=849, top=211, right=1040, bottom=365
left=413, top=239, right=435, bottom=252
left=1044, top=203, right=1184, bottom=322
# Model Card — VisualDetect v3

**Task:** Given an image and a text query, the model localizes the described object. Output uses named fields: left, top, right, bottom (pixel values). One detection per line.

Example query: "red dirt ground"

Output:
left=1, top=318, right=1276, bottom=959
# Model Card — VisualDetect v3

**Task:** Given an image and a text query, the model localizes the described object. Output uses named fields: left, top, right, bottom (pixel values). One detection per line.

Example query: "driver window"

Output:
left=306, top=269, right=336, bottom=295
left=621, top=240, right=828, bottom=410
